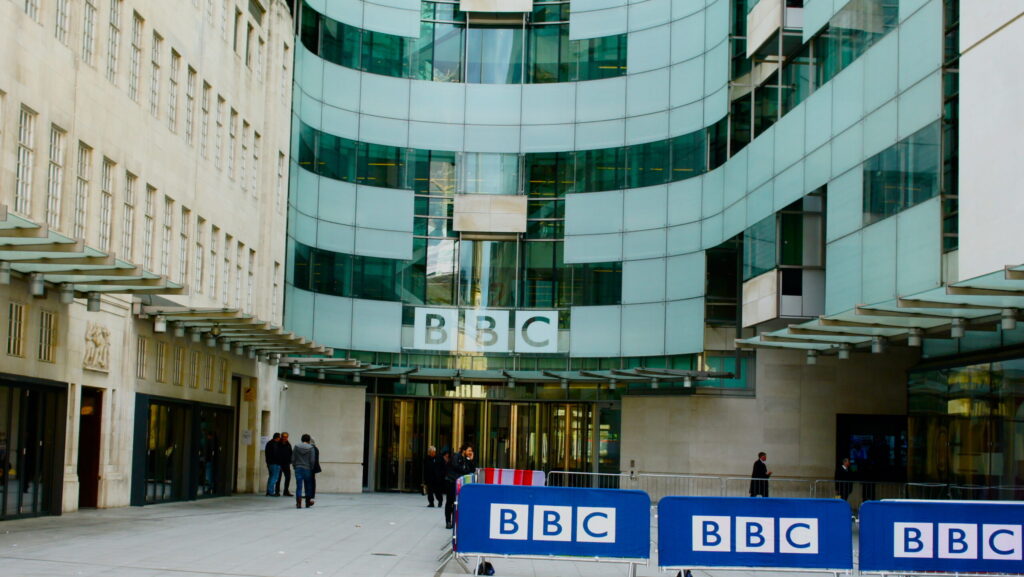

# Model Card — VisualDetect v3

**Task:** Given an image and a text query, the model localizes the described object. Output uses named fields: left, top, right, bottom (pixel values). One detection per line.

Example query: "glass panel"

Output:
left=458, top=240, right=517, bottom=307
left=525, top=152, right=573, bottom=197
left=145, top=402, right=188, bottom=504
left=527, top=24, right=569, bottom=83
left=409, top=149, right=457, bottom=195
left=743, top=214, right=776, bottom=280
left=357, top=142, right=405, bottom=189
left=321, top=18, right=360, bottom=68
left=574, top=34, right=626, bottom=81
left=318, top=132, right=357, bottom=182
left=520, top=241, right=558, bottom=308
left=360, top=29, right=407, bottom=77
left=461, top=153, right=520, bottom=195
left=864, top=121, right=941, bottom=224
left=427, top=238, right=458, bottom=305
left=569, top=261, right=622, bottom=306
left=467, top=27, right=524, bottom=84
left=625, top=139, right=670, bottom=188
left=575, top=147, right=625, bottom=193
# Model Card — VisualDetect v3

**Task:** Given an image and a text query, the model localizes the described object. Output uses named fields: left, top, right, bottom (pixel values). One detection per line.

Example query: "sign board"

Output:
left=456, top=484, right=650, bottom=560
left=658, top=497, right=853, bottom=570
left=860, top=500, right=1024, bottom=574
left=411, top=307, right=558, bottom=353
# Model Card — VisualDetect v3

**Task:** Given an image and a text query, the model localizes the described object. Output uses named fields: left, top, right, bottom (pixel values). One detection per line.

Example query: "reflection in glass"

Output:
left=467, top=27, right=524, bottom=84
left=461, top=153, right=520, bottom=195
left=459, top=240, right=517, bottom=307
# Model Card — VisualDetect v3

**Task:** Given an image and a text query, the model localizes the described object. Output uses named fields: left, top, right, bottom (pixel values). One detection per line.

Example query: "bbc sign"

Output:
left=412, top=307, right=558, bottom=353
left=457, top=484, right=650, bottom=559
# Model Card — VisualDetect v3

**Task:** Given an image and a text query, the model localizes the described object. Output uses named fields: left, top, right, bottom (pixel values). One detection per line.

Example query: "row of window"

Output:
left=291, top=239, right=622, bottom=309
left=299, top=0, right=627, bottom=84
left=139, top=337, right=231, bottom=392
left=5, top=302, right=57, bottom=363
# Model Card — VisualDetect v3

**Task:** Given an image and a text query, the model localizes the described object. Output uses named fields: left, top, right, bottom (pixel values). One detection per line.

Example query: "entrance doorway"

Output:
left=77, top=387, right=103, bottom=508
left=0, top=379, right=67, bottom=519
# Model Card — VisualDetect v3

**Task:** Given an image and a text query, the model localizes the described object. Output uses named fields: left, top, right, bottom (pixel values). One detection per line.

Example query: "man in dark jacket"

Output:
left=276, top=432, right=293, bottom=497
left=444, top=444, right=476, bottom=529
left=423, top=446, right=445, bottom=508
left=835, top=457, right=854, bottom=501
left=749, top=451, right=771, bottom=497
left=292, top=434, right=316, bottom=508
left=265, top=433, right=281, bottom=496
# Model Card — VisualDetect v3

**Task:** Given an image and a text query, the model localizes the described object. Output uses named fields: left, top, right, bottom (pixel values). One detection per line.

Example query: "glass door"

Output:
left=145, top=402, right=188, bottom=503
left=0, top=385, right=64, bottom=519
left=195, top=406, right=234, bottom=498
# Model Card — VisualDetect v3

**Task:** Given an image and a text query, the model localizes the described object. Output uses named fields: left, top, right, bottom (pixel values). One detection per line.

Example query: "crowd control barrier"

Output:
left=455, top=484, right=651, bottom=576
left=658, top=496, right=854, bottom=574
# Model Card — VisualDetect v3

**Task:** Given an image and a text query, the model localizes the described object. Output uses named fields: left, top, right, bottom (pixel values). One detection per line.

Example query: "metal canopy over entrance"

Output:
left=140, top=307, right=332, bottom=357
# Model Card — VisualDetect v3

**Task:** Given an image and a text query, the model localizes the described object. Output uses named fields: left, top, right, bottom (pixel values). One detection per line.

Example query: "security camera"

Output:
left=282, top=383, right=289, bottom=390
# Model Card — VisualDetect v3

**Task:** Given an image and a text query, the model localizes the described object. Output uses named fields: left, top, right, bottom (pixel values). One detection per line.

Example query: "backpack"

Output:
left=476, top=561, right=495, bottom=576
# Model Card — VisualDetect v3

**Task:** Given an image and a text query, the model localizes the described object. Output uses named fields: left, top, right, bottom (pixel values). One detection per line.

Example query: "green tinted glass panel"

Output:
left=864, top=121, right=941, bottom=224
left=742, top=215, right=776, bottom=280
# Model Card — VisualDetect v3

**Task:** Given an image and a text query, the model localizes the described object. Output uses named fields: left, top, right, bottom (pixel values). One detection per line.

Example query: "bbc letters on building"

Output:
left=413, top=308, right=558, bottom=353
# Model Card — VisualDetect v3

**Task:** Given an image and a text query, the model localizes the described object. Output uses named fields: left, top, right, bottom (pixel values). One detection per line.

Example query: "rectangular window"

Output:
left=204, top=355, right=214, bottom=391
left=99, top=159, right=115, bottom=251
left=143, top=185, right=156, bottom=270
left=82, top=0, right=98, bottom=65
left=185, top=67, right=196, bottom=145
left=233, top=9, right=243, bottom=52
left=136, top=336, right=148, bottom=379
left=178, top=206, right=190, bottom=285
left=55, top=0, right=70, bottom=44
left=168, top=50, right=181, bottom=131
left=239, top=120, right=249, bottom=190
left=74, top=143, right=92, bottom=239
left=271, top=261, right=280, bottom=323
left=122, top=172, right=136, bottom=259
left=190, top=351, right=201, bottom=388
left=7, top=303, right=25, bottom=357
left=219, top=358, right=229, bottom=393
left=106, top=0, right=123, bottom=84
left=246, top=249, right=255, bottom=313
left=276, top=152, right=285, bottom=211
left=172, top=346, right=185, bottom=386
left=234, top=243, right=243, bottom=307
left=194, top=217, right=205, bottom=294
left=227, top=109, right=237, bottom=179
left=155, top=341, right=168, bottom=382
left=149, top=33, right=163, bottom=117
left=251, top=132, right=260, bottom=195
left=256, top=37, right=265, bottom=82
left=15, top=107, right=37, bottom=216
left=129, top=13, right=143, bottom=101
left=161, top=196, right=173, bottom=277
left=245, top=23, right=254, bottom=67
left=46, top=126, right=67, bottom=230
left=37, top=310, right=57, bottom=363
left=209, top=226, right=219, bottom=296
left=281, top=43, right=290, bottom=103
left=222, top=235, right=232, bottom=305
left=24, top=0, right=39, bottom=21
left=200, top=82, right=211, bottom=158
left=214, top=96, right=225, bottom=169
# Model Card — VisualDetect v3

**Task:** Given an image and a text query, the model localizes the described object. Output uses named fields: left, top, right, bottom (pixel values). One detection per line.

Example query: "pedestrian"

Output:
left=276, top=432, right=293, bottom=497
left=835, top=457, right=853, bottom=501
left=423, top=445, right=445, bottom=508
left=265, top=433, right=281, bottom=496
left=292, top=433, right=316, bottom=508
left=309, top=437, right=322, bottom=500
left=749, top=451, right=771, bottom=497
left=444, top=444, right=476, bottom=529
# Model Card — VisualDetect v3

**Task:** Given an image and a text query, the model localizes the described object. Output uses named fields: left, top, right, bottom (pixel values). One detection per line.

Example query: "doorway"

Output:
left=77, top=387, right=103, bottom=508
left=0, top=380, right=67, bottom=519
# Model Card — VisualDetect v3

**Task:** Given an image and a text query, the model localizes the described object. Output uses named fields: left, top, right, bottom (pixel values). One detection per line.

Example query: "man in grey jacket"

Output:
left=292, top=434, right=316, bottom=508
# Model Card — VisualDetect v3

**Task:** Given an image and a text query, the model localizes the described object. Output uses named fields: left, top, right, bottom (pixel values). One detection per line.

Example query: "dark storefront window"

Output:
left=0, top=379, right=67, bottom=520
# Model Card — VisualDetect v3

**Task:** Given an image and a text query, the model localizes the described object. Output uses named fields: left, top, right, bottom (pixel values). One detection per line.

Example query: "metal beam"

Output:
left=855, top=306, right=958, bottom=320
left=1, top=252, right=113, bottom=266
left=897, top=298, right=999, bottom=311
left=946, top=285, right=1024, bottom=298
left=0, top=226, right=49, bottom=239
left=761, top=334, right=843, bottom=346
left=0, top=239, right=84, bottom=253
left=787, top=326, right=893, bottom=338
left=29, top=265, right=145, bottom=277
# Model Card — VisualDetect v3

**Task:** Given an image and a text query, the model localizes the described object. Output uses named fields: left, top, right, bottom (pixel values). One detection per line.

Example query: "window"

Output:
left=99, top=159, right=115, bottom=251
left=74, top=143, right=92, bottom=239
left=240, top=121, right=249, bottom=190
left=136, top=336, right=148, bottom=378
left=214, top=96, right=225, bottom=169
left=276, top=152, right=285, bottom=211
left=222, top=235, right=232, bottom=305
left=864, top=121, right=942, bottom=225
left=245, top=23, right=255, bottom=67
left=233, top=9, right=243, bottom=53
left=168, top=51, right=181, bottom=131
left=149, top=33, right=162, bottom=117
left=204, top=355, right=214, bottom=391
left=129, top=13, right=143, bottom=101
left=55, top=0, right=70, bottom=44
left=227, top=108, right=237, bottom=178
left=82, top=0, right=98, bottom=65
left=161, top=196, right=173, bottom=277
left=280, top=43, right=290, bottom=103
left=155, top=341, right=168, bottom=382
left=106, top=0, right=123, bottom=84
left=271, top=261, right=280, bottom=323
left=37, top=310, right=57, bottom=363
left=246, top=249, right=255, bottom=313
left=178, top=206, right=190, bottom=285
left=172, top=346, right=185, bottom=386
left=15, top=107, right=36, bottom=216
left=219, top=358, right=229, bottom=393
left=256, top=37, right=265, bottom=82
left=143, top=185, right=156, bottom=270
left=185, top=67, right=196, bottom=145
left=190, top=351, right=201, bottom=388
left=24, top=0, right=39, bottom=21
left=234, top=243, right=243, bottom=307
left=251, top=132, right=260, bottom=195
left=7, top=303, right=26, bottom=357
left=46, top=126, right=67, bottom=229
left=209, top=226, right=219, bottom=296
left=194, top=217, right=205, bottom=294
left=122, top=172, right=136, bottom=259
left=200, top=82, right=211, bottom=157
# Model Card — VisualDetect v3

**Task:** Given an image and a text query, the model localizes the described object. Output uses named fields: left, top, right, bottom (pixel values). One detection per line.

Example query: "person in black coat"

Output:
left=276, top=432, right=294, bottom=496
left=749, top=451, right=771, bottom=497
left=835, top=457, right=854, bottom=501
left=423, top=446, right=445, bottom=508
left=265, top=433, right=281, bottom=496
left=444, top=444, right=476, bottom=529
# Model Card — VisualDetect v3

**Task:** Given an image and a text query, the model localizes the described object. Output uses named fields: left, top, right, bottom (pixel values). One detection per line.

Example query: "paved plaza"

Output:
left=0, top=493, right=859, bottom=577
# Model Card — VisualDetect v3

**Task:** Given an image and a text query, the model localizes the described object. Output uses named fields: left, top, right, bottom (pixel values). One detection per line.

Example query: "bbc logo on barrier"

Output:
left=693, top=516, right=819, bottom=554
left=893, top=523, right=1022, bottom=560
left=489, top=504, right=615, bottom=543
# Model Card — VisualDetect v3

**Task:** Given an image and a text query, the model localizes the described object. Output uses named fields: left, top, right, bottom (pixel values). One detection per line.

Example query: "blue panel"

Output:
left=825, top=168, right=862, bottom=243
left=354, top=228, right=412, bottom=259
left=773, top=162, right=804, bottom=211
left=802, top=0, right=834, bottom=43
left=746, top=181, right=774, bottom=225
left=861, top=217, right=897, bottom=303
left=668, top=177, right=702, bottom=225
left=318, top=175, right=357, bottom=225
left=567, top=190, right=624, bottom=235
left=316, top=221, right=355, bottom=254
left=825, top=232, right=862, bottom=315
left=570, top=305, right=622, bottom=356
left=522, top=83, right=577, bottom=125
left=359, top=73, right=410, bottom=120
left=285, top=286, right=315, bottom=340
left=361, top=3, right=420, bottom=37
left=831, top=59, right=864, bottom=135
left=322, top=61, right=361, bottom=112
left=564, top=233, right=624, bottom=263
left=621, top=303, right=667, bottom=355
left=724, top=147, right=747, bottom=206
left=863, top=33, right=898, bottom=113
left=669, top=102, right=705, bottom=135
left=311, top=293, right=353, bottom=348
left=409, top=80, right=465, bottom=123
left=665, top=298, right=704, bottom=354
left=465, top=125, right=521, bottom=153
left=569, top=6, right=629, bottom=40
left=898, top=0, right=942, bottom=91
left=666, top=252, right=705, bottom=300
left=351, top=298, right=403, bottom=352
left=804, top=83, right=832, bottom=153
left=624, top=185, right=668, bottom=230
left=576, top=77, right=627, bottom=122
left=746, top=126, right=775, bottom=188
left=897, top=71, right=941, bottom=139
left=862, top=100, right=898, bottom=159
left=409, top=120, right=465, bottom=151
left=773, top=104, right=805, bottom=172
left=466, top=84, right=523, bottom=126
left=667, top=223, right=701, bottom=254
left=830, top=123, right=863, bottom=177
left=723, top=198, right=745, bottom=238
left=701, top=169, right=724, bottom=218
left=623, top=229, right=667, bottom=260
left=321, top=105, right=359, bottom=139
left=356, top=186, right=413, bottom=231
left=670, top=57, right=704, bottom=107
left=629, top=0, right=671, bottom=31
left=895, top=198, right=941, bottom=295
left=670, top=11, right=705, bottom=63
left=575, top=119, right=626, bottom=149
left=804, top=143, right=831, bottom=193
left=701, top=214, right=723, bottom=249
left=358, top=114, right=409, bottom=147
left=626, top=112, right=669, bottom=144
left=623, top=258, right=667, bottom=303
left=296, top=167, right=319, bottom=216
left=521, top=124, right=575, bottom=152
left=627, top=69, right=671, bottom=116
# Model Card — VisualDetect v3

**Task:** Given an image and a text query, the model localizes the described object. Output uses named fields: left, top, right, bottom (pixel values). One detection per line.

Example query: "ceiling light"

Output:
left=173, top=323, right=186, bottom=338
left=608, top=379, right=617, bottom=391
left=234, top=343, right=244, bottom=355
left=318, top=369, right=325, bottom=380
left=950, top=318, right=965, bottom=339
left=29, top=273, right=45, bottom=296
left=651, top=378, right=659, bottom=389
left=292, top=364, right=302, bottom=376
left=190, top=328, right=203, bottom=343
left=221, top=338, right=232, bottom=351
left=683, top=375, right=693, bottom=387
left=1002, top=309, right=1017, bottom=331
left=353, top=372, right=361, bottom=384
left=86, top=292, right=101, bottom=312
left=838, top=344, right=851, bottom=360
left=205, top=334, right=217, bottom=348
left=153, top=315, right=167, bottom=333
left=907, top=328, right=923, bottom=347
left=60, top=283, right=75, bottom=305
left=871, top=336, right=886, bottom=354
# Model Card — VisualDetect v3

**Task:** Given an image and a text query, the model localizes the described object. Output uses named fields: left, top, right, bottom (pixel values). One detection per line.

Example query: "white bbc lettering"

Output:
left=693, top=516, right=732, bottom=552
left=533, top=505, right=573, bottom=542
left=412, top=308, right=559, bottom=353
left=577, top=507, right=616, bottom=543
left=489, top=504, right=616, bottom=543
left=490, top=503, right=529, bottom=540
left=413, top=308, right=457, bottom=351
left=938, top=523, right=978, bottom=559
left=983, top=525, right=1023, bottom=561
left=894, top=522, right=1024, bottom=561
left=736, top=517, right=775, bottom=553
left=515, top=310, right=557, bottom=353
left=779, top=518, right=818, bottom=554
left=693, top=516, right=818, bottom=555
left=894, top=523, right=934, bottom=558
left=465, top=310, right=509, bottom=352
